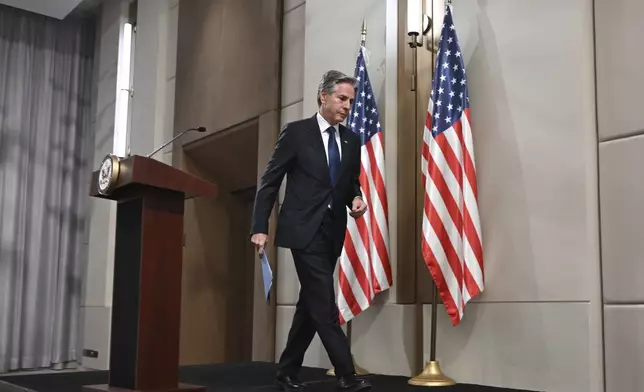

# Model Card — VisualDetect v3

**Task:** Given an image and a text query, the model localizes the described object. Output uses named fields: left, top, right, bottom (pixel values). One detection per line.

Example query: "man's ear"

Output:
left=320, top=90, right=327, bottom=105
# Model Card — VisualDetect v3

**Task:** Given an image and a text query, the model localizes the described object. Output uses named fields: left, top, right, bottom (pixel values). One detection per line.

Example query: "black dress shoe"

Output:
left=336, top=375, right=371, bottom=391
left=275, top=373, right=306, bottom=390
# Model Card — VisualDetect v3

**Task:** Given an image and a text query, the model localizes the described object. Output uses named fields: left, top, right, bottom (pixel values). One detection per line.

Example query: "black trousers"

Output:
left=277, top=209, right=354, bottom=377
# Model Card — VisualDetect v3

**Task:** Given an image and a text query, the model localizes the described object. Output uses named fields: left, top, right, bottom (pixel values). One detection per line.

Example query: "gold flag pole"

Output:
left=408, top=0, right=455, bottom=387
left=327, top=19, right=370, bottom=378
left=408, top=287, right=455, bottom=386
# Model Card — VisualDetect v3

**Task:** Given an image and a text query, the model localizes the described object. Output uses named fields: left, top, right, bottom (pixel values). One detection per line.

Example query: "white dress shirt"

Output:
left=316, top=112, right=342, bottom=165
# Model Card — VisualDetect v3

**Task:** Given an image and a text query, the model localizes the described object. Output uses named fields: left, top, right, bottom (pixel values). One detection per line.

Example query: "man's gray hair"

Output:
left=317, top=70, right=357, bottom=106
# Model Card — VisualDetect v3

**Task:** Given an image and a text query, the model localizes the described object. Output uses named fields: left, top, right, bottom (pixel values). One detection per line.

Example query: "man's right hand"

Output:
left=251, top=233, right=268, bottom=257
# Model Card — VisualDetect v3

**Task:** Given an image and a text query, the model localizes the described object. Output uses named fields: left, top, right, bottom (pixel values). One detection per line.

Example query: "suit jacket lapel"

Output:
left=307, top=115, right=332, bottom=184
left=338, top=125, right=352, bottom=181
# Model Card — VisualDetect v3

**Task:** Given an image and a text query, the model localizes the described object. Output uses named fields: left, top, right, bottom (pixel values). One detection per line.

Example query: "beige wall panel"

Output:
left=174, top=0, right=281, bottom=145
left=284, top=0, right=304, bottom=14
left=595, top=0, right=644, bottom=141
left=599, top=136, right=644, bottom=303
left=281, top=4, right=305, bottom=107
left=447, top=0, right=596, bottom=302
left=604, top=305, right=644, bottom=392
left=350, top=303, right=416, bottom=377
left=425, top=303, right=590, bottom=392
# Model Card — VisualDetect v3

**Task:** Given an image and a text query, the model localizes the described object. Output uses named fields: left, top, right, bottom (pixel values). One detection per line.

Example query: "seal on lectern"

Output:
left=97, top=153, right=121, bottom=195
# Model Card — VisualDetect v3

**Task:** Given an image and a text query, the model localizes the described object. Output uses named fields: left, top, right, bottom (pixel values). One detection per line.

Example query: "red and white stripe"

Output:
left=337, top=131, right=392, bottom=324
left=421, top=100, right=484, bottom=326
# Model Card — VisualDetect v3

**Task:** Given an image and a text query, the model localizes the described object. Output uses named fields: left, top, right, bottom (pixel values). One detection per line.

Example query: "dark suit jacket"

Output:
left=251, top=114, right=363, bottom=257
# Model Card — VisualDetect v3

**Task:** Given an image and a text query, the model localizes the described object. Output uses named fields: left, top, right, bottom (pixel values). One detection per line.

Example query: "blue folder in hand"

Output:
left=261, top=251, right=273, bottom=302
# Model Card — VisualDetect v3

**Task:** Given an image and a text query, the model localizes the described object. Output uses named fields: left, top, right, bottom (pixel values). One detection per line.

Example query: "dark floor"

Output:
left=0, top=362, right=538, bottom=392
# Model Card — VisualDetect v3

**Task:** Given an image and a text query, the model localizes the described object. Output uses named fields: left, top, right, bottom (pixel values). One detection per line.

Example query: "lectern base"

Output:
left=82, top=383, right=206, bottom=392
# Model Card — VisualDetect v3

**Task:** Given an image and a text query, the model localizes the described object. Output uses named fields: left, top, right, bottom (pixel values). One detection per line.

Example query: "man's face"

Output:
left=320, top=82, right=355, bottom=125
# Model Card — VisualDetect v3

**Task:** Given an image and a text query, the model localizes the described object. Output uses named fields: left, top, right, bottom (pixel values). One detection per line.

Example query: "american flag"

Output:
left=421, top=6, right=484, bottom=326
left=337, top=45, right=392, bottom=324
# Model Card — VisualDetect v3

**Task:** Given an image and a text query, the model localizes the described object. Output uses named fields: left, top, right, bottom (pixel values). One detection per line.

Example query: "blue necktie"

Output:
left=327, top=126, right=340, bottom=185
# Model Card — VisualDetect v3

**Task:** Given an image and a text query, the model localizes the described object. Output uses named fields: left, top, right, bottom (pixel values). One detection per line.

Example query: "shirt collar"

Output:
left=317, top=112, right=339, bottom=135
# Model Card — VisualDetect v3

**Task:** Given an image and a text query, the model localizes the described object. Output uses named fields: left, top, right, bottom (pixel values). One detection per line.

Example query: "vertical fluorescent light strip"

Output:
left=126, top=25, right=136, bottom=157
left=113, top=22, right=133, bottom=157
left=430, top=0, right=446, bottom=41
left=385, top=0, right=398, bottom=300
left=407, top=0, right=421, bottom=34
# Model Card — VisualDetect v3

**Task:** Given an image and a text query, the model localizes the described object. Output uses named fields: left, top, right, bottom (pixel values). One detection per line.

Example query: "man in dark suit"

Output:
left=250, top=70, right=371, bottom=392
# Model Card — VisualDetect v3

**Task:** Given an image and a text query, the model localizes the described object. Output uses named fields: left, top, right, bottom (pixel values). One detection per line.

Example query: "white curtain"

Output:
left=0, top=4, right=95, bottom=373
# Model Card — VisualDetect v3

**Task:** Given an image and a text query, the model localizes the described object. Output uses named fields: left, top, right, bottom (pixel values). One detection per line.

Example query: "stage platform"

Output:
left=0, top=362, right=536, bottom=392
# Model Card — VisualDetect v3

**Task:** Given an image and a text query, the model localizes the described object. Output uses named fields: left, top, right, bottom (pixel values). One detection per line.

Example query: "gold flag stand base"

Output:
left=326, top=355, right=370, bottom=376
left=408, top=361, right=456, bottom=387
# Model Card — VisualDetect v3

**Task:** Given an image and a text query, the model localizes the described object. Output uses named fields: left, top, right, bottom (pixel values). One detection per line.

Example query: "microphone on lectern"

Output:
left=146, top=126, right=207, bottom=158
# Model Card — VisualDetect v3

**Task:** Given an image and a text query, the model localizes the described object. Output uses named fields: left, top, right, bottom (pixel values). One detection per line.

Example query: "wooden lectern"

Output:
left=85, top=155, right=217, bottom=392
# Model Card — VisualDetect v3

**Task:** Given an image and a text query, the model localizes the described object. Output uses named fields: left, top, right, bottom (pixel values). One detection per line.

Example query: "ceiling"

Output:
left=0, top=0, right=88, bottom=19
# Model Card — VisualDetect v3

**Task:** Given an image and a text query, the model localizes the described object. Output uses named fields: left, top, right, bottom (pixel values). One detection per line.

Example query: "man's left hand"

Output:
left=350, top=197, right=367, bottom=218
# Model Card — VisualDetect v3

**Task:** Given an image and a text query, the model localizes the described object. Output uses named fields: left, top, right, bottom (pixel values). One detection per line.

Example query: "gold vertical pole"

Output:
left=327, top=19, right=370, bottom=378
left=408, top=287, right=455, bottom=386
left=407, top=0, right=455, bottom=387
